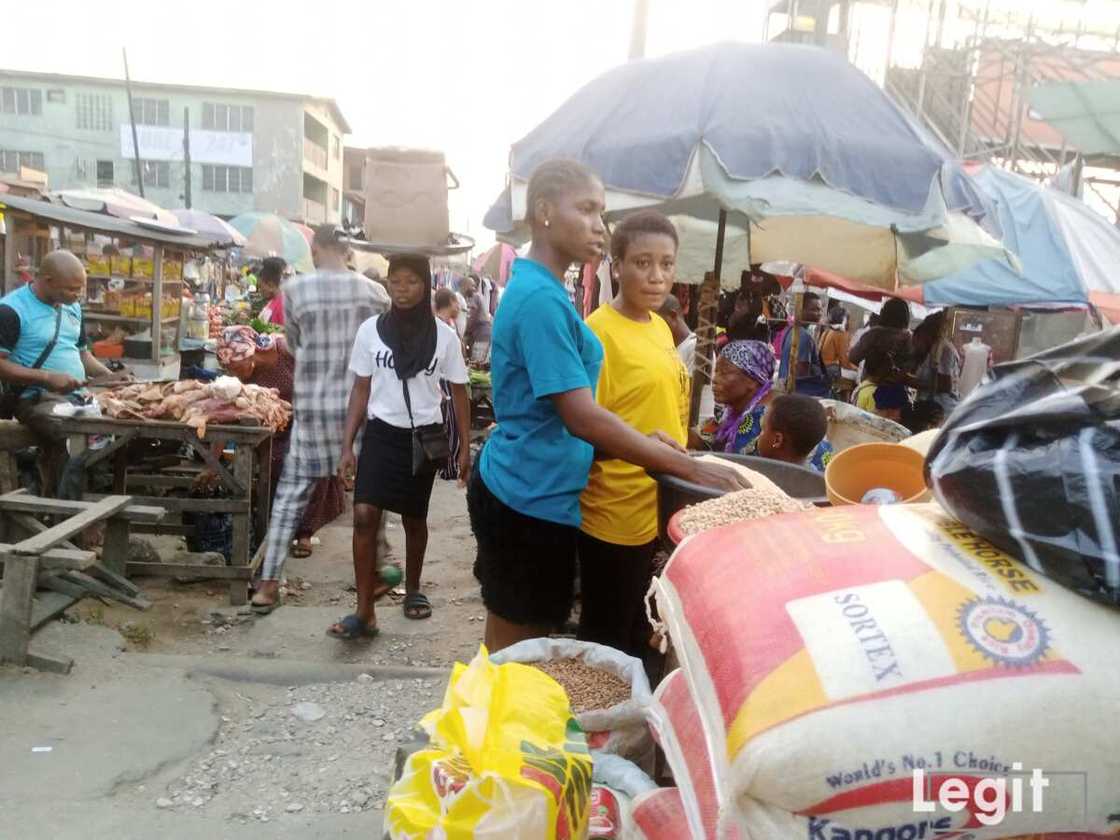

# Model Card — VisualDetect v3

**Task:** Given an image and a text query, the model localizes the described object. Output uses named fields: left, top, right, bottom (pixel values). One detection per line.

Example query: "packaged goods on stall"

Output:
left=650, top=503, right=1120, bottom=838
left=96, top=376, right=291, bottom=438
left=385, top=647, right=592, bottom=840
left=927, top=328, right=1120, bottom=608
left=491, top=638, right=654, bottom=763
left=589, top=754, right=657, bottom=840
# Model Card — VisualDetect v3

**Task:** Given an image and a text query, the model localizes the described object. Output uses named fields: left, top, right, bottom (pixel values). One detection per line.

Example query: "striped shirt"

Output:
left=283, top=270, right=389, bottom=477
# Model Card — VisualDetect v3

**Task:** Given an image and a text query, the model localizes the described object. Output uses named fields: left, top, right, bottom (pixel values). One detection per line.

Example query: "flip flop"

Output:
left=326, top=614, right=380, bottom=640
left=251, top=599, right=280, bottom=615
left=290, top=541, right=313, bottom=559
left=403, top=591, right=432, bottom=621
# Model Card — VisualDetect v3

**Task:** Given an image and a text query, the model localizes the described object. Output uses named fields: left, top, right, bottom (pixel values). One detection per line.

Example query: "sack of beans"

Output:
left=589, top=753, right=658, bottom=839
left=650, top=503, right=1120, bottom=838
left=491, top=638, right=653, bottom=763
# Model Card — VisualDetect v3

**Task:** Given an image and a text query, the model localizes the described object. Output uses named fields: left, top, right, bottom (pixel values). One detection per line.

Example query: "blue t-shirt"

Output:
left=0, top=285, right=87, bottom=398
left=779, top=325, right=830, bottom=397
left=480, top=258, right=604, bottom=527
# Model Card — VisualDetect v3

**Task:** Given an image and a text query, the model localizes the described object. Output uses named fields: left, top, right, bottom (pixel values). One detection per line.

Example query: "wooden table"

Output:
left=52, top=416, right=274, bottom=605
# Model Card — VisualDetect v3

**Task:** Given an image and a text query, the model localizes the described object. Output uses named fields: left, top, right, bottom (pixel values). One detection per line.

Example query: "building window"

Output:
left=332, top=136, right=341, bottom=160
left=330, top=186, right=340, bottom=211
left=96, top=160, right=114, bottom=187
left=132, top=161, right=169, bottom=189
left=202, top=164, right=253, bottom=193
left=1, top=87, right=43, bottom=116
left=349, top=164, right=362, bottom=191
left=202, top=103, right=253, bottom=132
left=0, top=150, right=45, bottom=172
left=134, top=97, right=170, bottom=126
left=76, top=93, right=113, bottom=130
left=47, top=89, right=65, bottom=103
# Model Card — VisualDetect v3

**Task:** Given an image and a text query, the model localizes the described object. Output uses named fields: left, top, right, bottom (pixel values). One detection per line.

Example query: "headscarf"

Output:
left=376, top=254, right=437, bottom=381
left=216, top=325, right=274, bottom=368
left=715, top=340, right=775, bottom=451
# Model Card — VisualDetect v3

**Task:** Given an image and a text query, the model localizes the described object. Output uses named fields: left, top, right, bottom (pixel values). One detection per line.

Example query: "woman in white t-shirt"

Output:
left=333, top=255, right=470, bottom=639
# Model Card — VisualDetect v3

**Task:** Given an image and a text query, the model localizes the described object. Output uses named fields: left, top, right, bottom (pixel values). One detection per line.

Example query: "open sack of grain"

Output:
left=647, top=503, right=1120, bottom=839
left=491, top=638, right=653, bottom=764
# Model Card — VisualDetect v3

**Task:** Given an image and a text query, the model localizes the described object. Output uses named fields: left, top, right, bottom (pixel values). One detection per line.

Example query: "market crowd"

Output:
left=0, top=158, right=965, bottom=658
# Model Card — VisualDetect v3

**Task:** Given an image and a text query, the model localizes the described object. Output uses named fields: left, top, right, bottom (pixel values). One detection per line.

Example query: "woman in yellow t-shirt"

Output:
left=579, top=210, right=689, bottom=658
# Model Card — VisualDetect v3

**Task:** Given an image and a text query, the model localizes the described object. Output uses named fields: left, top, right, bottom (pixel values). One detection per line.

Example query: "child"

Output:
left=755, top=394, right=834, bottom=473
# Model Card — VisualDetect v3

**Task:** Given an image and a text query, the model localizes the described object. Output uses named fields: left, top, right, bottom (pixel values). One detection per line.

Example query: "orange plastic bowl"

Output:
left=824, top=442, right=930, bottom=506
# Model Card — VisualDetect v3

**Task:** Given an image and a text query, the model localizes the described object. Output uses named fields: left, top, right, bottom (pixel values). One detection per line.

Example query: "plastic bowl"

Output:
left=824, top=442, right=930, bottom=506
left=650, top=453, right=826, bottom=547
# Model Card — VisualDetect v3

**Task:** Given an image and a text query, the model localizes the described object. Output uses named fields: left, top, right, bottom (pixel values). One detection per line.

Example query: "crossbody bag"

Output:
left=0, top=307, right=63, bottom=420
left=401, top=378, right=450, bottom=476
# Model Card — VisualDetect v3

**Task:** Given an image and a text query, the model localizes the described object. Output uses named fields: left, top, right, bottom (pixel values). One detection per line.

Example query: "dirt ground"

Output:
left=0, top=476, right=486, bottom=839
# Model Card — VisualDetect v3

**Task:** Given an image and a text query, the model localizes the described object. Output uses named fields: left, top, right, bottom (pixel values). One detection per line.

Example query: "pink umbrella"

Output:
left=171, top=208, right=247, bottom=247
left=292, top=222, right=314, bottom=247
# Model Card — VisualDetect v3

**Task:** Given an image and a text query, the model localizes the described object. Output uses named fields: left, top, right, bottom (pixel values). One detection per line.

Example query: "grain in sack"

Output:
left=651, top=503, right=1120, bottom=838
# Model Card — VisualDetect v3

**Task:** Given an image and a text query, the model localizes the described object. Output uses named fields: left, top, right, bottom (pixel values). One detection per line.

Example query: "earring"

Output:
left=544, top=219, right=551, bottom=228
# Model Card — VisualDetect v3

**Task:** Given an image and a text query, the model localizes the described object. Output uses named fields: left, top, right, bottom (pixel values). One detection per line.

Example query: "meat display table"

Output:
left=51, top=416, right=274, bottom=605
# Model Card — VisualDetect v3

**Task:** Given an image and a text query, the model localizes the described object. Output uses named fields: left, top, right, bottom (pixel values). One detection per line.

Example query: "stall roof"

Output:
left=0, top=193, right=223, bottom=251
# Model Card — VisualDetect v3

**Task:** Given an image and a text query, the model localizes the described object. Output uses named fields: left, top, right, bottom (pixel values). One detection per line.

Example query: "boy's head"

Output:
left=757, top=394, right=828, bottom=463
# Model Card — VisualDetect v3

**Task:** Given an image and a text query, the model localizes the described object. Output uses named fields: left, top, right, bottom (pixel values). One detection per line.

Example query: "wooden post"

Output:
left=786, top=291, right=804, bottom=394
left=151, top=244, right=163, bottom=365
left=0, top=553, right=39, bottom=666
left=254, top=439, right=272, bottom=557
left=687, top=209, right=728, bottom=429
left=228, top=444, right=253, bottom=605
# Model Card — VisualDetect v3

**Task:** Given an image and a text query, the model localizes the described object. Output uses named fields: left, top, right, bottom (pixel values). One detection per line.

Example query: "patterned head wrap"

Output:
left=216, top=325, right=275, bottom=368
left=715, top=340, right=776, bottom=451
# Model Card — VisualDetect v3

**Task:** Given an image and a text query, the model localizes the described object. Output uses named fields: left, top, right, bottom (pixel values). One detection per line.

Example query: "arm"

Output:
left=81, top=351, right=112, bottom=381
left=283, top=291, right=300, bottom=352
left=337, top=376, right=370, bottom=478
left=849, top=330, right=872, bottom=366
left=551, top=388, right=748, bottom=491
left=450, top=382, right=471, bottom=486
left=0, top=353, right=82, bottom=393
left=839, top=333, right=855, bottom=370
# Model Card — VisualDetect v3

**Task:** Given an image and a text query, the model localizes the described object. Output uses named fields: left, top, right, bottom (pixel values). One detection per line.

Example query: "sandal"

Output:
left=326, top=614, right=380, bottom=640
left=291, top=539, right=313, bottom=559
left=251, top=598, right=281, bottom=615
left=403, top=591, right=432, bottom=621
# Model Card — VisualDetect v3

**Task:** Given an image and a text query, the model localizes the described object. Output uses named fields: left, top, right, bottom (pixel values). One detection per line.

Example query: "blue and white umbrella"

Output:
left=486, top=42, right=1012, bottom=289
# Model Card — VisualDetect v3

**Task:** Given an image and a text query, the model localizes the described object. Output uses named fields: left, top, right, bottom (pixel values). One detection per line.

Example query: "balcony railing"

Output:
left=303, top=198, right=326, bottom=224
left=303, top=137, right=328, bottom=170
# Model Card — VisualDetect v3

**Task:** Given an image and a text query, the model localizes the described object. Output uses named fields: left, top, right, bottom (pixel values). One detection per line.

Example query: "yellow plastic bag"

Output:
left=386, top=646, right=593, bottom=840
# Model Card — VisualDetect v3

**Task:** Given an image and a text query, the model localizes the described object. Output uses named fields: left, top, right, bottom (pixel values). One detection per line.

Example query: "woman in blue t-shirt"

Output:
left=468, top=159, right=748, bottom=653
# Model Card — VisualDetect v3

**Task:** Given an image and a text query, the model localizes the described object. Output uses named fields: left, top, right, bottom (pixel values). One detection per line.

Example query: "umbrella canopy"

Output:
left=227, top=212, right=314, bottom=273
left=1028, top=79, right=1120, bottom=158
left=485, top=42, right=1008, bottom=289
left=472, top=242, right=517, bottom=285
left=51, top=187, right=179, bottom=227
left=292, top=222, right=315, bottom=247
left=171, top=208, right=246, bottom=247
left=909, top=164, right=1120, bottom=309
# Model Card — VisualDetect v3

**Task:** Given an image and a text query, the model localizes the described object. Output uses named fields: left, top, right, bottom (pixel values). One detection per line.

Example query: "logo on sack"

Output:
left=956, top=596, right=1049, bottom=667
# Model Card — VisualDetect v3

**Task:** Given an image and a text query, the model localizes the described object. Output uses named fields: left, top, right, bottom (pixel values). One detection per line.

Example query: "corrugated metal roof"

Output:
left=0, top=193, right=224, bottom=250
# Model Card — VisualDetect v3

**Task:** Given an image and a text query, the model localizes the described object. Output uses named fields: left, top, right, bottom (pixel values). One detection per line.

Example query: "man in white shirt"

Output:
left=657, top=294, right=697, bottom=374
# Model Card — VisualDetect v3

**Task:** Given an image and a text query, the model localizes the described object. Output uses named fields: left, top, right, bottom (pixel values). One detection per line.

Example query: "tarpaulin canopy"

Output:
left=1028, top=79, right=1120, bottom=158
left=485, top=42, right=1010, bottom=289
left=914, top=164, right=1120, bottom=309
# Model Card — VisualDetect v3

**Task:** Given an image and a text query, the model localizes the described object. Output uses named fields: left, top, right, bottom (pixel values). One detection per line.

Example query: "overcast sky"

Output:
left=3, top=0, right=770, bottom=245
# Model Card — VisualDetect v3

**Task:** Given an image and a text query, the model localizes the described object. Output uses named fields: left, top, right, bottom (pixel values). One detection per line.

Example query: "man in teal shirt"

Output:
left=0, top=250, right=113, bottom=494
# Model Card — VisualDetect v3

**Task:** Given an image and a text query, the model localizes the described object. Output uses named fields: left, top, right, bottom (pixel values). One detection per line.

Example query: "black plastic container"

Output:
left=649, top=453, right=827, bottom=546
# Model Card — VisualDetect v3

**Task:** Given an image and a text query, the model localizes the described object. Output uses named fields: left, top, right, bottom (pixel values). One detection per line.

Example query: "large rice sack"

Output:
left=651, top=503, right=1120, bottom=838
left=589, top=753, right=658, bottom=840
left=492, top=638, right=653, bottom=763
left=631, top=788, right=693, bottom=840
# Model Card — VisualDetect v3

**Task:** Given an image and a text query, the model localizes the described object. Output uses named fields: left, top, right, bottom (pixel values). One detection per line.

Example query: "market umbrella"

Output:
left=292, top=222, right=315, bottom=247
left=227, top=212, right=314, bottom=273
left=485, top=42, right=1011, bottom=413
left=171, top=208, right=246, bottom=247
left=472, top=242, right=517, bottom=286
left=1028, top=79, right=1120, bottom=158
left=892, top=164, right=1120, bottom=317
left=51, top=187, right=179, bottom=227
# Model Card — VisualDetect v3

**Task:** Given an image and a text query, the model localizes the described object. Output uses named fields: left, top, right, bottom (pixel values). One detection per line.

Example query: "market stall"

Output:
left=0, top=192, right=227, bottom=380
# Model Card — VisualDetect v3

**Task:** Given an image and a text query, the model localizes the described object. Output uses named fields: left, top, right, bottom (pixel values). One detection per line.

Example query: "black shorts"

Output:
left=353, top=417, right=437, bottom=519
left=467, top=465, right=578, bottom=629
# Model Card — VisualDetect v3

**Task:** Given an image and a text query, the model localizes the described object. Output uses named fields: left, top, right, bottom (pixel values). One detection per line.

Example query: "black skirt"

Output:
left=353, top=416, right=438, bottom=518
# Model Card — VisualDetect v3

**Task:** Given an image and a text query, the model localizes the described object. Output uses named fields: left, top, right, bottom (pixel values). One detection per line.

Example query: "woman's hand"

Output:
left=457, top=448, right=472, bottom=489
left=682, top=458, right=752, bottom=492
left=338, top=450, right=356, bottom=483
left=648, top=430, right=686, bottom=453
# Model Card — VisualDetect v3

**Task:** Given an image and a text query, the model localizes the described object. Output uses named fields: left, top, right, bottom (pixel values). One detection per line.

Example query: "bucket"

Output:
left=364, top=147, right=456, bottom=248
left=823, top=442, right=929, bottom=506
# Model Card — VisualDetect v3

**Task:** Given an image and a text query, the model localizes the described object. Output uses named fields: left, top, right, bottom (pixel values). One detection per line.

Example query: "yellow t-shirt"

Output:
left=580, top=305, right=690, bottom=545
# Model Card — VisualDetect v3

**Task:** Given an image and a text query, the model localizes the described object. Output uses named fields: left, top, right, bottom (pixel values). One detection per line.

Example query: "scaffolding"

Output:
left=767, top=0, right=1120, bottom=221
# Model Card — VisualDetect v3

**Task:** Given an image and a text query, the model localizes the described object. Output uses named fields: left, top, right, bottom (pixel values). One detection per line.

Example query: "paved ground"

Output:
left=0, top=478, right=481, bottom=839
